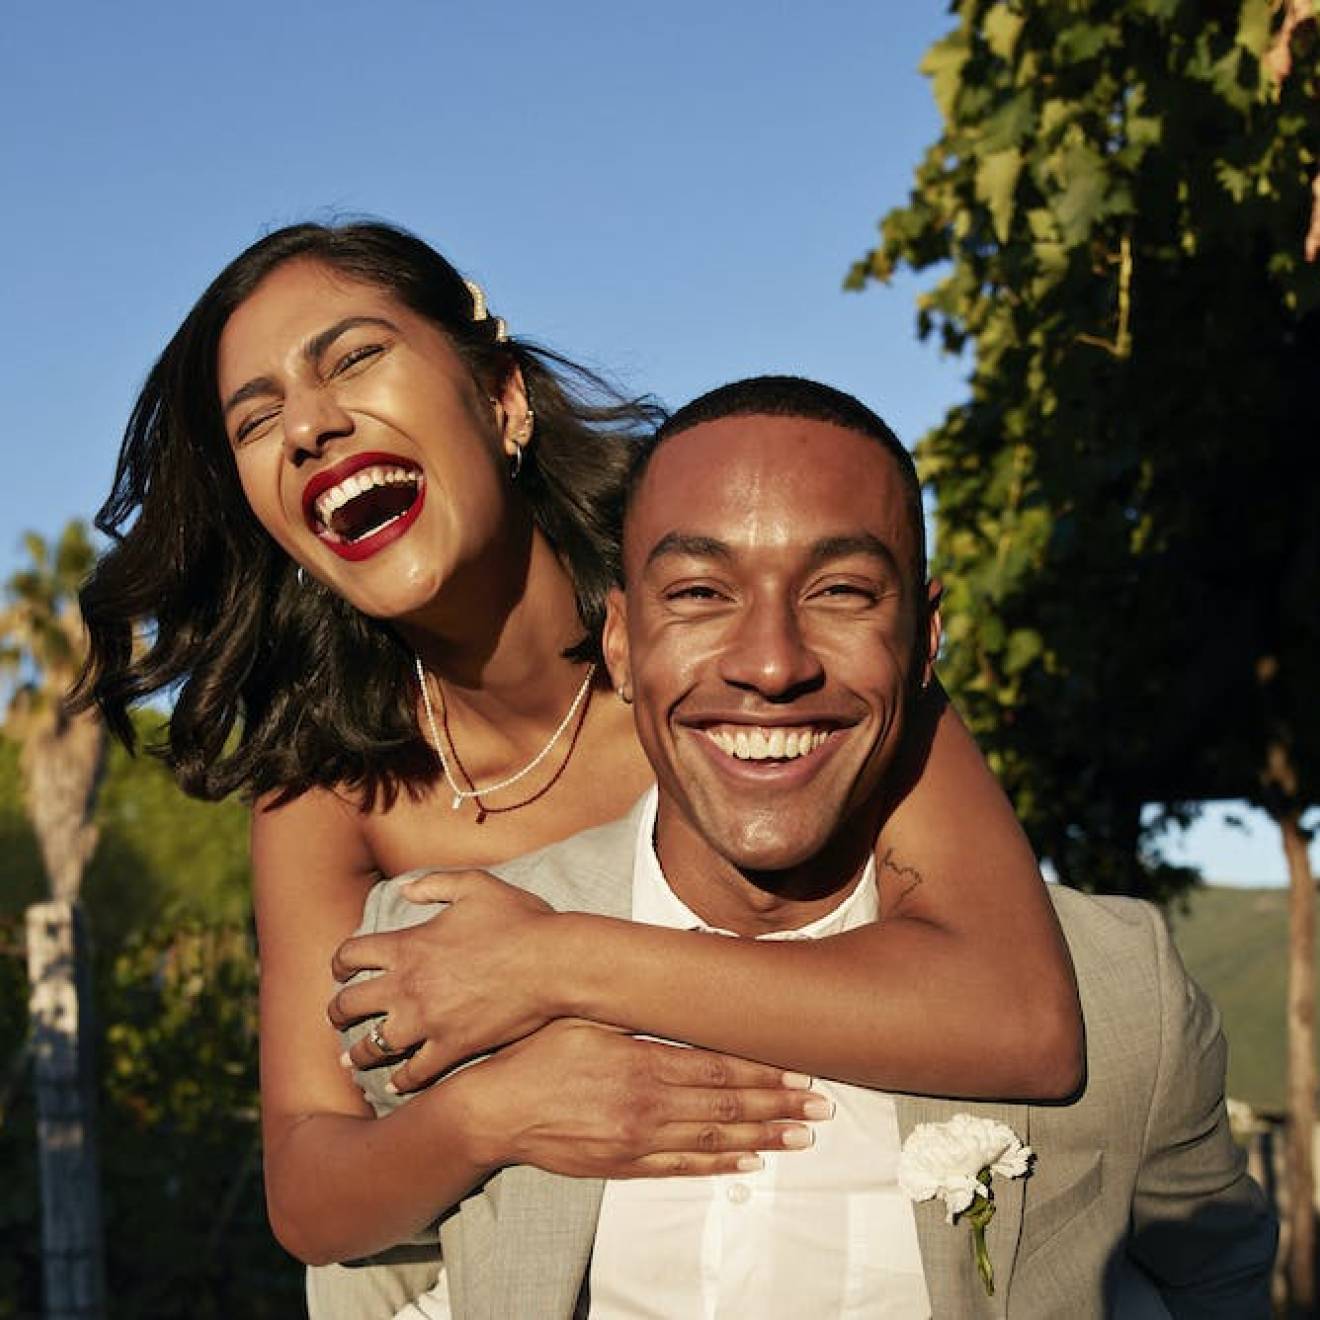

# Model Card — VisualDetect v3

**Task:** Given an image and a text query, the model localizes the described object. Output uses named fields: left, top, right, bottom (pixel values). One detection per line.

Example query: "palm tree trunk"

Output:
left=20, top=714, right=103, bottom=903
left=26, top=899, right=106, bottom=1319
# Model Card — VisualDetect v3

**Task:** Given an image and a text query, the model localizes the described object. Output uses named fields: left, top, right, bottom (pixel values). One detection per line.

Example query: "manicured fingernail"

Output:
left=736, top=1155, right=764, bottom=1172
left=782, top=1071, right=813, bottom=1089
left=385, top=1080, right=399, bottom=1096
left=803, top=1096, right=835, bottom=1120
left=781, top=1125, right=815, bottom=1149
left=338, top=1052, right=353, bottom=1070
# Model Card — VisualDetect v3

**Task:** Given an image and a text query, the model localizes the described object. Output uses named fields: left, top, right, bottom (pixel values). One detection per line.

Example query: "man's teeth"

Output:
left=314, top=466, right=418, bottom=524
left=705, top=727, right=830, bottom=761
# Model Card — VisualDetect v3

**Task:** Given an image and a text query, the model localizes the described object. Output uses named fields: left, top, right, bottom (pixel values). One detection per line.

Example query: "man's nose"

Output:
left=717, top=597, right=824, bottom=699
left=281, top=385, right=354, bottom=461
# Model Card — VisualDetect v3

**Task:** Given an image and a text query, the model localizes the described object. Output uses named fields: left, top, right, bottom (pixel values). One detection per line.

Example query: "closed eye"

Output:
left=666, top=584, right=726, bottom=601
left=331, top=343, right=385, bottom=377
left=234, top=407, right=280, bottom=445
left=813, top=582, right=881, bottom=602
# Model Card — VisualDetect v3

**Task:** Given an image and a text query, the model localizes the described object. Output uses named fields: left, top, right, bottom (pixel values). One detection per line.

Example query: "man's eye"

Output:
left=665, top=584, right=724, bottom=602
left=814, top=583, right=881, bottom=604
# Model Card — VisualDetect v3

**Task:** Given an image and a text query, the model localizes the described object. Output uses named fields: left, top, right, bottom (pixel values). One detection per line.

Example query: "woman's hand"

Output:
left=446, top=1018, right=831, bottom=1180
left=328, top=869, right=567, bottom=1089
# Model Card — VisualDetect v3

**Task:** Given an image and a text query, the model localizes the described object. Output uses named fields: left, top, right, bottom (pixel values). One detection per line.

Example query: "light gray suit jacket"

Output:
left=308, top=803, right=1276, bottom=1319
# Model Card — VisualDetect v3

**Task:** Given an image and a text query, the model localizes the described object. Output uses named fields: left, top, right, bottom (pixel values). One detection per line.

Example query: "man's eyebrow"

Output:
left=642, top=532, right=733, bottom=571
left=807, top=533, right=902, bottom=575
left=222, top=316, right=399, bottom=417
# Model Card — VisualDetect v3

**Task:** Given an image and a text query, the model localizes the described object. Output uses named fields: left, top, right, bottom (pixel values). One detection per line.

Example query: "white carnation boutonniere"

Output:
left=898, top=1113, right=1033, bottom=1297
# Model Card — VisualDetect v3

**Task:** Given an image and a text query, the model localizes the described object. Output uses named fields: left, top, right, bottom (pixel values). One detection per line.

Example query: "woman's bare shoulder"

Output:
left=251, top=785, right=379, bottom=896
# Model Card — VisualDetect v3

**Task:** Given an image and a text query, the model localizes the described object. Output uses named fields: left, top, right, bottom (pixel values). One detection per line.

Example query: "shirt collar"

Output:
left=630, top=786, right=878, bottom=938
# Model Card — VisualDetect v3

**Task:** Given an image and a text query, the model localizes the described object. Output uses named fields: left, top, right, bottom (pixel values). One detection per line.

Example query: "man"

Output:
left=321, top=377, right=1275, bottom=1317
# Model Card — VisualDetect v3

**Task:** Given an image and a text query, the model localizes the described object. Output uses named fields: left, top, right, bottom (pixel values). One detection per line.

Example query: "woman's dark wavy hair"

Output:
left=70, top=220, right=665, bottom=806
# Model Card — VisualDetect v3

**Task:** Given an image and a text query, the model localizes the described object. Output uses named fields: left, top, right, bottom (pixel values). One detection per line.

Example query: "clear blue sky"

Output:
left=1, top=0, right=1309, bottom=884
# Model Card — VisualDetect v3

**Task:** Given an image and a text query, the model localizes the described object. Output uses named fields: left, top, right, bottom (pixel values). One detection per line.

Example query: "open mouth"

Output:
left=703, top=725, right=834, bottom=763
left=302, top=454, right=426, bottom=561
left=312, top=464, right=422, bottom=543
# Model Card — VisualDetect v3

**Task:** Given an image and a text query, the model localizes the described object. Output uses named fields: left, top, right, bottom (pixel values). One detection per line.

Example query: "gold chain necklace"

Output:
left=413, top=655, right=596, bottom=812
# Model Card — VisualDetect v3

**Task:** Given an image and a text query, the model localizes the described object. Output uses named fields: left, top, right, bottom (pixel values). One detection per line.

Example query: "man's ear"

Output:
left=921, top=578, right=944, bottom=687
left=602, top=585, right=633, bottom=702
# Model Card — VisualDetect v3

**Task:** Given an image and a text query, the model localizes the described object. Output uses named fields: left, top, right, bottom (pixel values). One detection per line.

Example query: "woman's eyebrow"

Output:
left=222, top=316, right=400, bottom=417
left=304, top=315, right=399, bottom=363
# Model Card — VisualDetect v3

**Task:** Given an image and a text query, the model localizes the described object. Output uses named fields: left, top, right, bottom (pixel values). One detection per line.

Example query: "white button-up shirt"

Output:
left=588, top=789, right=931, bottom=1318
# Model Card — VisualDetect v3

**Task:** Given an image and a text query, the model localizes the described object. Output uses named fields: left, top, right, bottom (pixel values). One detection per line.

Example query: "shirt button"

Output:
left=727, top=1182, right=751, bottom=1205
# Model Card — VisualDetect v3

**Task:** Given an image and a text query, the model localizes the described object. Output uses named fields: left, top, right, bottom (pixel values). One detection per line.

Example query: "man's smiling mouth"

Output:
left=703, top=725, right=833, bottom=762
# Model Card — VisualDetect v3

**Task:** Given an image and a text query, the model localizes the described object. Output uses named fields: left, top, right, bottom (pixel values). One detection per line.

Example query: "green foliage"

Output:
left=1, top=716, right=250, bottom=937
left=852, top=0, right=1320, bottom=896
left=95, top=922, right=300, bottom=1316
left=0, top=915, right=302, bottom=1316
left=83, top=713, right=252, bottom=944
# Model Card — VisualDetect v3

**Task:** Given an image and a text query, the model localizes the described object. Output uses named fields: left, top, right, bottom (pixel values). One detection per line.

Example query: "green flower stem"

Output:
left=962, top=1166, right=998, bottom=1296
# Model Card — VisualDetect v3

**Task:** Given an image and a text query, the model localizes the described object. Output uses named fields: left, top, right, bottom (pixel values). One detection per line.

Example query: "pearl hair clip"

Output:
left=463, top=278, right=508, bottom=343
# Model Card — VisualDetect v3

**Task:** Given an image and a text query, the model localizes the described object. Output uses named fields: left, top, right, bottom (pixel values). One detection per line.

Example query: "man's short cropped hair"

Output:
left=623, top=375, right=926, bottom=584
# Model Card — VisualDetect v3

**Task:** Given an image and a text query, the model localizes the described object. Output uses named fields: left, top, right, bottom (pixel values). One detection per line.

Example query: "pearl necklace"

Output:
left=414, top=654, right=596, bottom=811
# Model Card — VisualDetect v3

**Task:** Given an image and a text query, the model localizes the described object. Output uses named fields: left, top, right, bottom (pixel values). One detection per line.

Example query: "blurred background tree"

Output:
left=849, top=0, right=1318, bottom=1310
left=0, top=524, right=301, bottom=1315
left=2, top=522, right=108, bottom=1314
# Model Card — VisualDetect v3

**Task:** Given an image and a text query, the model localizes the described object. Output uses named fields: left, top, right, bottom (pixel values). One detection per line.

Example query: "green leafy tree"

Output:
left=850, top=1, right=1318, bottom=1308
left=93, top=921, right=300, bottom=1317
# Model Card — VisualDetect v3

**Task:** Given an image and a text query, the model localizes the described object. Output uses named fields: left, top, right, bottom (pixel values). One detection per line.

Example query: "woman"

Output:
left=73, top=222, right=1080, bottom=1275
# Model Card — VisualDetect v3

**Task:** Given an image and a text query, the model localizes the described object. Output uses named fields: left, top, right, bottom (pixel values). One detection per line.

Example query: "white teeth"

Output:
left=705, top=727, right=830, bottom=761
left=312, top=465, right=419, bottom=525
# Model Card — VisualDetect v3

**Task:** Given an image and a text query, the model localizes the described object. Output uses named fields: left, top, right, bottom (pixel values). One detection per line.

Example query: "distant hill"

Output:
left=1159, top=884, right=1317, bottom=1113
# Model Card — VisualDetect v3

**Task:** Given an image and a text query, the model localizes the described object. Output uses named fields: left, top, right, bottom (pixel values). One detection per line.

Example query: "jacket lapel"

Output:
left=895, top=1096, right=1031, bottom=1319
left=469, top=803, right=642, bottom=1317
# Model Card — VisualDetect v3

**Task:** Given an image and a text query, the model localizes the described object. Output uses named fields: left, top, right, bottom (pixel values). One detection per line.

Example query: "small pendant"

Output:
left=451, top=794, right=463, bottom=810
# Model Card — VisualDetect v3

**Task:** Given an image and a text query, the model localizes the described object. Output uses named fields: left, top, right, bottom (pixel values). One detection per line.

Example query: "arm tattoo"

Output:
left=877, top=847, right=924, bottom=918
